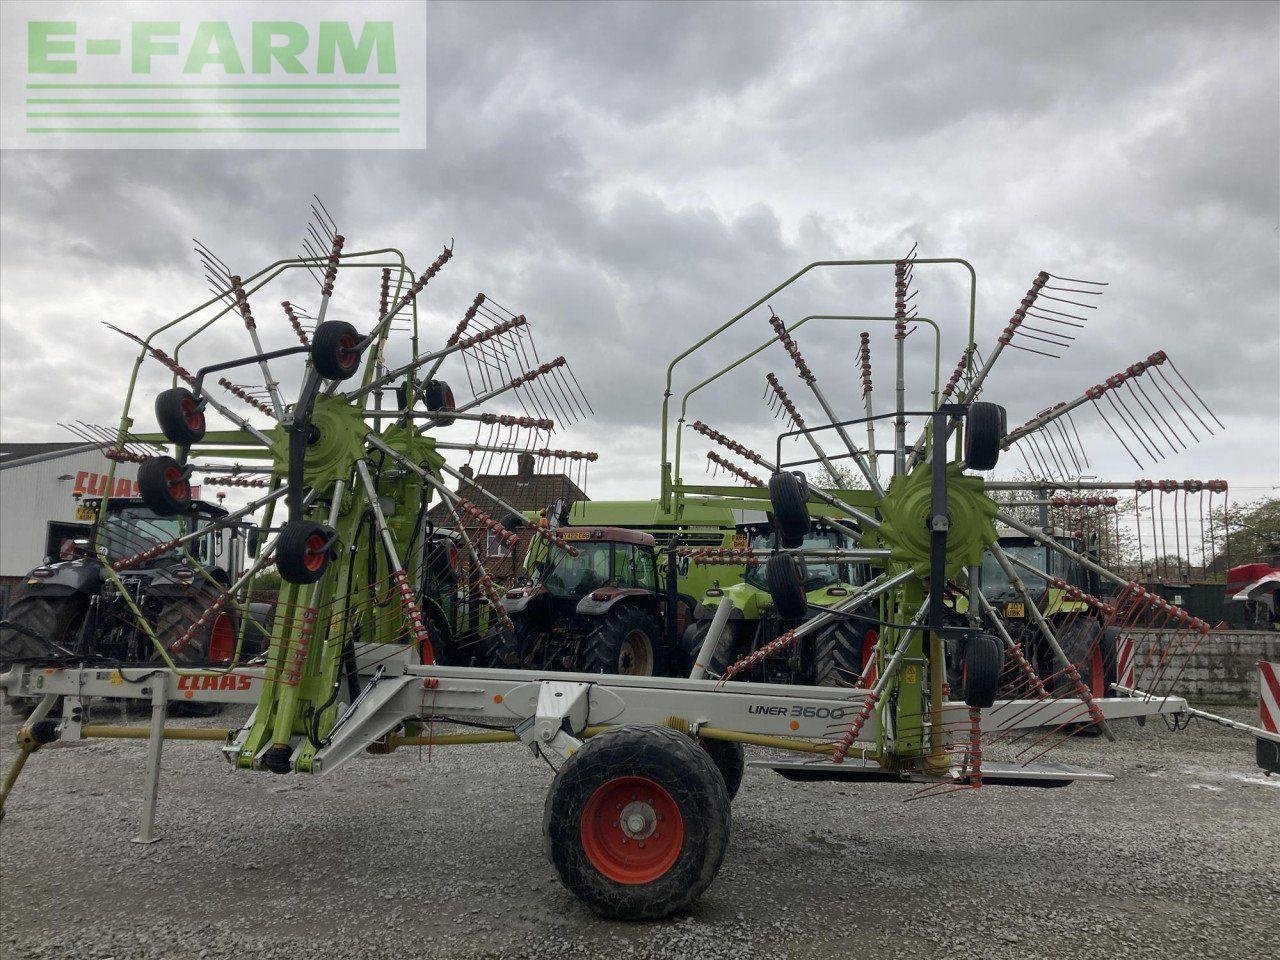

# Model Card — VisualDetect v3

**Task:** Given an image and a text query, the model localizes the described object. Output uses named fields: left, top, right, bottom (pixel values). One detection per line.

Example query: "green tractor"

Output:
left=979, top=528, right=1119, bottom=699
left=680, top=518, right=878, bottom=686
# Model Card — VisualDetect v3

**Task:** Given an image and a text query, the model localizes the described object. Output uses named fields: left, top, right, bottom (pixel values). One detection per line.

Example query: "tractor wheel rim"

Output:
left=618, top=629, right=653, bottom=675
left=337, top=334, right=359, bottom=370
left=208, top=612, right=235, bottom=662
left=163, top=466, right=190, bottom=501
left=302, top=533, right=327, bottom=572
left=179, top=396, right=204, bottom=431
left=580, top=775, right=684, bottom=885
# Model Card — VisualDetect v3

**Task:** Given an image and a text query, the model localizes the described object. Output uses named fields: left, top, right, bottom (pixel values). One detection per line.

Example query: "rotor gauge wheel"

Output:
left=311, top=320, right=363, bottom=381
left=138, top=455, right=193, bottom=516
left=155, top=387, right=206, bottom=446
left=425, top=379, right=457, bottom=426
left=276, top=519, right=336, bottom=584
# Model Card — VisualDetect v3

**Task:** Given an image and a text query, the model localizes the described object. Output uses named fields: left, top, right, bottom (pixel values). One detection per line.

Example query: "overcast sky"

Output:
left=1, top=1, right=1277, bottom=506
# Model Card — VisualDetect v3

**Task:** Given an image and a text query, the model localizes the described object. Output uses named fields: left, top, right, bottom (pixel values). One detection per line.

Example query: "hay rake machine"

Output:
left=2, top=230, right=1276, bottom=922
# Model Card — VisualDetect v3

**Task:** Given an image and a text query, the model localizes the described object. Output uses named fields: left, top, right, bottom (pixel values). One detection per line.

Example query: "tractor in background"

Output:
left=978, top=527, right=1119, bottom=699
left=486, top=526, right=675, bottom=675
left=0, top=495, right=270, bottom=713
left=681, top=518, right=878, bottom=686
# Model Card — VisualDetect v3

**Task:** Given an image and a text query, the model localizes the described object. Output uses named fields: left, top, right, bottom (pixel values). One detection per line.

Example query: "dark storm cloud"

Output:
left=2, top=0, right=1277, bottom=498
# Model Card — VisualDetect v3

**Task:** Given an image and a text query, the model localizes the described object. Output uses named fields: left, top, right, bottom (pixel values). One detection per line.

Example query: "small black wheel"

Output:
left=699, top=736, right=745, bottom=801
left=544, top=724, right=731, bottom=919
left=768, top=471, right=810, bottom=548
left=276, top=519, right=336, bottom=585
left=138, top=455, right=193, bottom=516
left=425, top=379, right=457, bottom=426
left=963, top=401, right=1006, bottom=471
left=582, top=606, right=661, bottom=676
left=962, top=631, right=1004, bottom=708
left=765, top=553, right=808, bottom=620
left=311, top=320, right=363, bottom=381
left=155, top=387, right=206, bottom=446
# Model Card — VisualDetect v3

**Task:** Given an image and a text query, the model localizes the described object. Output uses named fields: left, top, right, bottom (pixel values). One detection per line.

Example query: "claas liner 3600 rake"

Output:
left=2, top=219, right=1274, bottom=921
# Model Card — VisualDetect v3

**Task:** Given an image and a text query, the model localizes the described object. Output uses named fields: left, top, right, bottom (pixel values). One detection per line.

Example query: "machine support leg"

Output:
left=926, top=630, right=949, bottom=777
left=691, top=598, right=734, bottom=680
left=132, top=678, right=169, bottom=844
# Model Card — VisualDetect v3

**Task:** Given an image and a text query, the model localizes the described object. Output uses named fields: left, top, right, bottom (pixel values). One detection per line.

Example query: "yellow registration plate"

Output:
left=76, top=506, right=96, bottom=521
left=730, top=534, right=748, bottom=550
left=558, top=529, right=592, bottom=541
left=1004, top=601, right=1025, bottom=619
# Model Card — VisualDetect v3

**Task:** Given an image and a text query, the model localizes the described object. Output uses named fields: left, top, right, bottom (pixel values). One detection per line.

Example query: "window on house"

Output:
left=486, top=529, right=511, bottom=557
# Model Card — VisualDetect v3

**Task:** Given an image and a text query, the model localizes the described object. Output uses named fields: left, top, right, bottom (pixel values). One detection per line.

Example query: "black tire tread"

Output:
left=582, top=605, right=662, bottom=676
left=962, top=631, right=1004, bottom=708
left=0, top=594, right=87, bottom=668
left=964, top=401, right=1005, bottom=471
left=768, top=472, right=810, bottom=548
left=155, top=387, right=205, bottom=446
left=812, top=620, right=864, bottom=687
left=765, top=554, right=808, bottom=620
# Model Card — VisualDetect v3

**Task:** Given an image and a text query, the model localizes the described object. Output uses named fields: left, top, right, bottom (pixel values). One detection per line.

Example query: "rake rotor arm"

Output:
left=986, top=542, right=1114, bottom=740
left=765, top=373, right=846, bottom=488
left=973, top=591, right=1052, bottom=701
left=769, top=312, right=885, bottom=496
left=719, top=569, right=917, bottom=683
left=345, top=315, right=528, bottom=403
left=363, top=434, right=530, bottom=533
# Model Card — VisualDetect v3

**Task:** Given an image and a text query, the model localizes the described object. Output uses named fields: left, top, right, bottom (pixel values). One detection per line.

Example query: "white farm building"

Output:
left=0, top=443, right=142, bottom=579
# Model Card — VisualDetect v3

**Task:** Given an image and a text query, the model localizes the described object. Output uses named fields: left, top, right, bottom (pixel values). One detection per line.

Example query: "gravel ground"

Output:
left=1, top=702, right=1276, bottom=960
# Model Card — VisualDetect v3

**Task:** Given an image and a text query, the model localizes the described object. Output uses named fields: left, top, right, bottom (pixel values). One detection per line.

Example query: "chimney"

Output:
left=517, top=452, right=535, bottom=481
left=458, top=463, right=474, bottom=491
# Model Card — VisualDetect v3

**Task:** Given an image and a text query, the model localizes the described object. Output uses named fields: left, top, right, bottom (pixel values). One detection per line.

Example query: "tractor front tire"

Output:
left=544, top=724, right=731, bottom=919
left=681, top=618, right=731, bottom=678
left=583, top=606, right=661, bottom=676
left=1056, top=618, right=1118, bottom=700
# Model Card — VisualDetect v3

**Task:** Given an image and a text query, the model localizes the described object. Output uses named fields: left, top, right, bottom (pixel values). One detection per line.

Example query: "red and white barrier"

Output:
left=1116, top=634, right=1136, bottom=691
left=1259, top=660, right=1280, bottom=735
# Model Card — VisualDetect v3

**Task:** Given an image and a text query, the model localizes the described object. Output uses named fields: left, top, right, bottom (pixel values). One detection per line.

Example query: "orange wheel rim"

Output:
left=302, top=533, right=327, bottom=572
left=163, top=466, right=190, bottom=501
left=580, top=775, right=684, bottom=885
left=180, top=396, right=204, bottom=431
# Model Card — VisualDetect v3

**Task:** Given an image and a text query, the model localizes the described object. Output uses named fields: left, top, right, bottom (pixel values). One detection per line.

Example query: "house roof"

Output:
left=428, top=470, right=587, bottom=524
